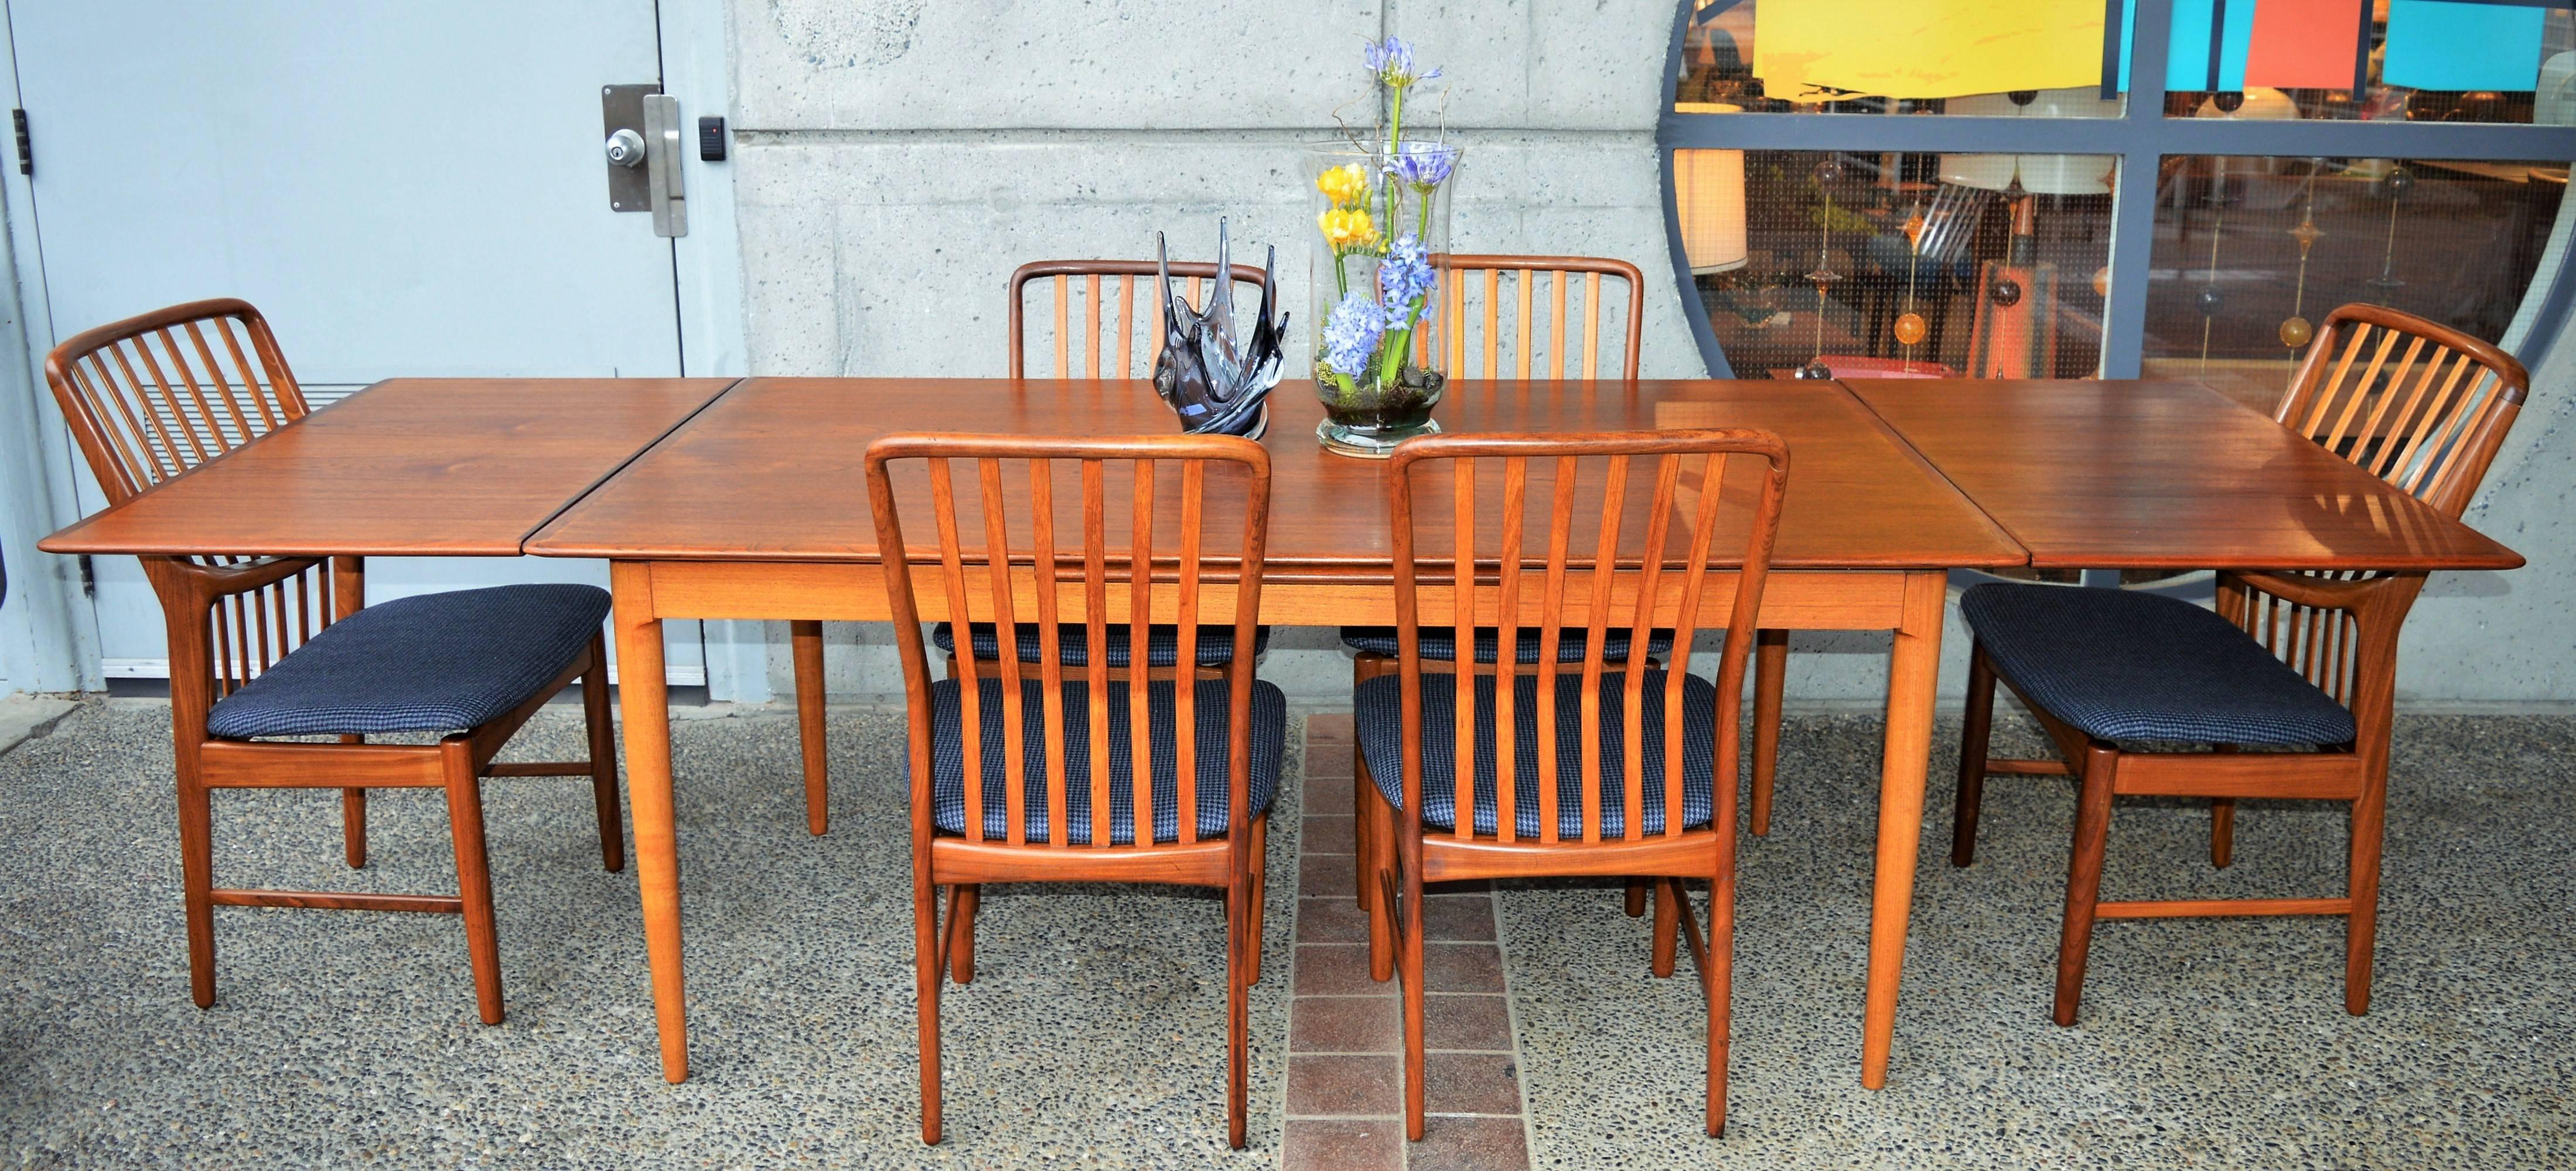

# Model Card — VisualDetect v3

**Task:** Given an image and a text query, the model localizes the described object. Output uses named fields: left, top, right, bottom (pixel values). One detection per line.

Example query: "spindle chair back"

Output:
left=43, top=299, right=624, bottom=1025
left=1006, top=259, right=1271, bottom=380
left=1951, top=303, right=2529, bottom=1025
left=1439, top=254, right=1646, bottom=382
left=48, top=299, right=330, bottom=694
left=1359, top=428, right=1790, bottom=1139
left=866, top=431, right=1277, bottom=1148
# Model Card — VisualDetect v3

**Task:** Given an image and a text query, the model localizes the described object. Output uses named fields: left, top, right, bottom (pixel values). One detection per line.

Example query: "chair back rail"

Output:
left=43, top=298, right=351, bottom=695
left=2237, top=303, right=2533, bottom=722
left=1007, top=260, right=1271, bottom=380
left=2278, top=303, right=2528, bottom=520
left=867, top=432, right=1271, bottom=852
left=1441, top=255, right=1646, bottom=383
left=1386, top=429, right=1788, bottom=845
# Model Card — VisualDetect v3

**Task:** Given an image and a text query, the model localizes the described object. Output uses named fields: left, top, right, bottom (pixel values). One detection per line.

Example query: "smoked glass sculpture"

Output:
left=1152, top=221, right=1286, bottom=440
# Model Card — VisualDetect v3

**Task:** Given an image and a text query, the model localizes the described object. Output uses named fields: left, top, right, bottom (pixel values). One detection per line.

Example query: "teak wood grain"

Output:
left=526, top=377, right=2025, bottom=573
left=1838, top=378, right=2523, bottom=572
left=42, top=377, right=738, bottom=558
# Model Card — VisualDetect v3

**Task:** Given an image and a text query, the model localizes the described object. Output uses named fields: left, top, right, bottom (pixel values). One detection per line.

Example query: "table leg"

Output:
left=791, top=619, right=829, bottom=835
left=611, top=561, right=689, bottom=1083
left=1862, top=569, right=1946, bottom=1088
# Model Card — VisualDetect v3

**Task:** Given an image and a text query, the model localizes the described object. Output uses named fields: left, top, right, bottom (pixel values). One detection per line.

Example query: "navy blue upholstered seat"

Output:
left=932, top=623, right=1271, bottom=668
left=929, top=676, right=1286, bottom=845
left=1961, top=583, right=2358, bottom=747
left=206, top=585, right=610, bottom=739
left=1353, top=671, right=1718, bottom=838
left=1339, top=626, right=1674, bottom=664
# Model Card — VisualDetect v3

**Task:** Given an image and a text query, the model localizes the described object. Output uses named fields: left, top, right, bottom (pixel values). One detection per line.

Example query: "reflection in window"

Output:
left=2144, top=157, right=2565, bottom=411
left=1674, top=148, right=2116, bottom=380
left=1674, top=0, right=2127, bottom=117
left=1675, top=1, right=2576, bottom=124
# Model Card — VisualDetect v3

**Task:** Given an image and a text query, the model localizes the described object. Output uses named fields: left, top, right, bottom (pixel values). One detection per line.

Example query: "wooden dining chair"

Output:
left=45, top=298, right=625, bottom=1025
left=1951, top=303, right=2530, bottom=1025
left=779, top=260, right=1275, bottom=838
left=1341, top=255, right=1707, bottom=914
left=1357, top=428, right=1791, bottom=1139
left=866, top=431, right=1282, bottom=1148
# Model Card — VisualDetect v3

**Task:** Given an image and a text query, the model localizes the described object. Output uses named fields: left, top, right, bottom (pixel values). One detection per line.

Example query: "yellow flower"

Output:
left=1315, top=162, right=1369, bottom=209
left=1318, top=207, right=1380, bottom=252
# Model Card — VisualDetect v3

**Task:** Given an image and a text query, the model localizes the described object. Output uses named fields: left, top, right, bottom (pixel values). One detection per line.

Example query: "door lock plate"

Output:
left=601, top=84, right=657, bottom=213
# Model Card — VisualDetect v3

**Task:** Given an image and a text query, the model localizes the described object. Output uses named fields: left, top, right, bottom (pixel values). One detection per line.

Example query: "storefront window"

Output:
left=2144, top=156, right=2565, bottom=411
left=1676, top=148, right=2117, bottom=380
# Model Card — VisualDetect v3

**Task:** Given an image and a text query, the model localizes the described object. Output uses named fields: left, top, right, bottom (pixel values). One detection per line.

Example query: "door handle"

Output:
left=642, top=94, right=686, bottom=238
left=599, top=84, right=686, bottom=238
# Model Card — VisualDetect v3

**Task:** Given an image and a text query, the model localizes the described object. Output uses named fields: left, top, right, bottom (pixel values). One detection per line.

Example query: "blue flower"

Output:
left=1378, top=235, right=1436, bottom=311
left=1323, top=291, right=1388, bottom=377
left=1385, top=141, right=1459, bottom=191
left=1363, top=36, right=1441, bottom=88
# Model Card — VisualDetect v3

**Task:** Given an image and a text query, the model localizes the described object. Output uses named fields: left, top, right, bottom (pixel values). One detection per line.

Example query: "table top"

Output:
left=524, top=378, right=2029, bottom=573
left=1841, top=378, right=2525, bottom=572
left=40, top=378, right=738, bottom=558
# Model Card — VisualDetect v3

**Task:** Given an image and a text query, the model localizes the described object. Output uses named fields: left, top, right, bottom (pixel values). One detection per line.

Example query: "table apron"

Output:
left=622, top=559, right=1921, bottom=631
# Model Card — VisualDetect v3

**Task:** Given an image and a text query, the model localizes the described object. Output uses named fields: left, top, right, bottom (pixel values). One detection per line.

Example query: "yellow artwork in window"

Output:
left=1752, top=1, right=2108, bottom=103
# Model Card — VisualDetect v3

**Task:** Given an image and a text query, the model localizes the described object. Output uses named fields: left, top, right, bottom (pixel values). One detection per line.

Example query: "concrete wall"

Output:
left=733, top=0, right=1702, bottom=703
left=733, top=0, right=2568, bottom=709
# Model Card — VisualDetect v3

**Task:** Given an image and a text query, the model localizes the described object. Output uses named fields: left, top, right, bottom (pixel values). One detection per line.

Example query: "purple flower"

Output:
left=1385, top=141, right=1459, bottom=191
left=1323, top=291, right=1388, bottom=377
left=1363, top=36, right=1440, bottom=88
left=1379, top=234, right=1436, bottom=310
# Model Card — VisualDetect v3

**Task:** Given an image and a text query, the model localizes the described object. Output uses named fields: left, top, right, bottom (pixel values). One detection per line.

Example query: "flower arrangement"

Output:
left=1308, top=36, right=1462, bottom=458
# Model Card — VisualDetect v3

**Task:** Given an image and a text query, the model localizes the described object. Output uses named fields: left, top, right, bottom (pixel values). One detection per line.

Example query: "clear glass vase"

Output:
left=1307, top=144, right=1458, bottom=458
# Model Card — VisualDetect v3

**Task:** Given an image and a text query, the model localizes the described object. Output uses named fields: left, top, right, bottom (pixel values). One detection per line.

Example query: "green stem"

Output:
left=1335, top=252, right=1349, bottom=299
left=1382, top=86, right=1406, bottom=232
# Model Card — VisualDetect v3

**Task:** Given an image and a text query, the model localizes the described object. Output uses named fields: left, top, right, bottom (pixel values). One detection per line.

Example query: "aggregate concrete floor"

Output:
left=2, top=700, right=2571, bottom=1169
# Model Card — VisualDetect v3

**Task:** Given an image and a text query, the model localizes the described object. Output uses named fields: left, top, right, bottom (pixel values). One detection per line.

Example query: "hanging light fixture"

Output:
left=1937, top=87, right=2118, bottom=195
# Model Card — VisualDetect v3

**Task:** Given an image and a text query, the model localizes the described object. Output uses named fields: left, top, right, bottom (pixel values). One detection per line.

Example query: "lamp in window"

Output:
left=1936, top=88, right=2114, bottom=378
left=1672, top=105, right=1748, bottom=275
left=1936, top=88, right=2117, bottom=196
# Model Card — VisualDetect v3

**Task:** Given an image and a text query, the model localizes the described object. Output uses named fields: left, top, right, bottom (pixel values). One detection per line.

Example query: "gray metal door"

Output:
left=8, top=0, right=704, bottom=684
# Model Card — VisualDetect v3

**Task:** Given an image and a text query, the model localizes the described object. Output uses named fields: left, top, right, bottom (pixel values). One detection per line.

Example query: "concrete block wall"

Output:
left=729, top=0, right=2571, bottom=709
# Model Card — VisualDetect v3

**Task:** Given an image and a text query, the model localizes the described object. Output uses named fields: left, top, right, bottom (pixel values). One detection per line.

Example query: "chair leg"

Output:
left=2345, top=767, right=2390, bottom=1016
left=342, top=786, right=368, bottom=868
left=1623, top=879, right=1647, bottom=917
left=1951, top=644, right=1999, bottom=868
left=2209, top=798, right=2236, bottom=869
left=1751, top=627, right=1788, bottom=837
left=791, top=619, right=829, bottom=835
left=916, top=875, right=944, bottom=1145
left=1704, top=872, right=1735, bottom=1138
left=1400, top=851, right=1426, bottom=1142
left=441, top=741, right=505, bottom=1026
left=945, top=885, right=979, bottom=985
left=1650, top=878, right=1680, bottom=978
left=176, top=767, right=218, bottom=1009
left=1352, top=654, right=1379, bottom=911
left=1226, top=870, right=1252, bottom=1149
left=1247, top=815, right=1268, bottom=986
left=2053, top=745, right=2118, bottom=1027
left=1363, top=782, right=1397, bottom=982
left=339, top=734, right=368, bottom=868
left=581, top=637, right=625, bottom=873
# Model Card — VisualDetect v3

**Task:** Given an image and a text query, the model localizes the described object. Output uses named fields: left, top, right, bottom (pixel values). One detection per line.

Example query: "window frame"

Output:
left=1657, top=0, right=2576, bottom=379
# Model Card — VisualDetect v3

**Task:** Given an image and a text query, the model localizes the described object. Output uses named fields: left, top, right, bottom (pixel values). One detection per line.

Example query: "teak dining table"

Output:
left=524, top=376, right=2029, bottom=1087
left=40, top=372, right=2524, bottom=1097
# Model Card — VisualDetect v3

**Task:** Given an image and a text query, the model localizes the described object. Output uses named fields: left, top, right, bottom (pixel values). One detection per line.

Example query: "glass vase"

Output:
left=1307, top=144, right=1458, bottom=458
